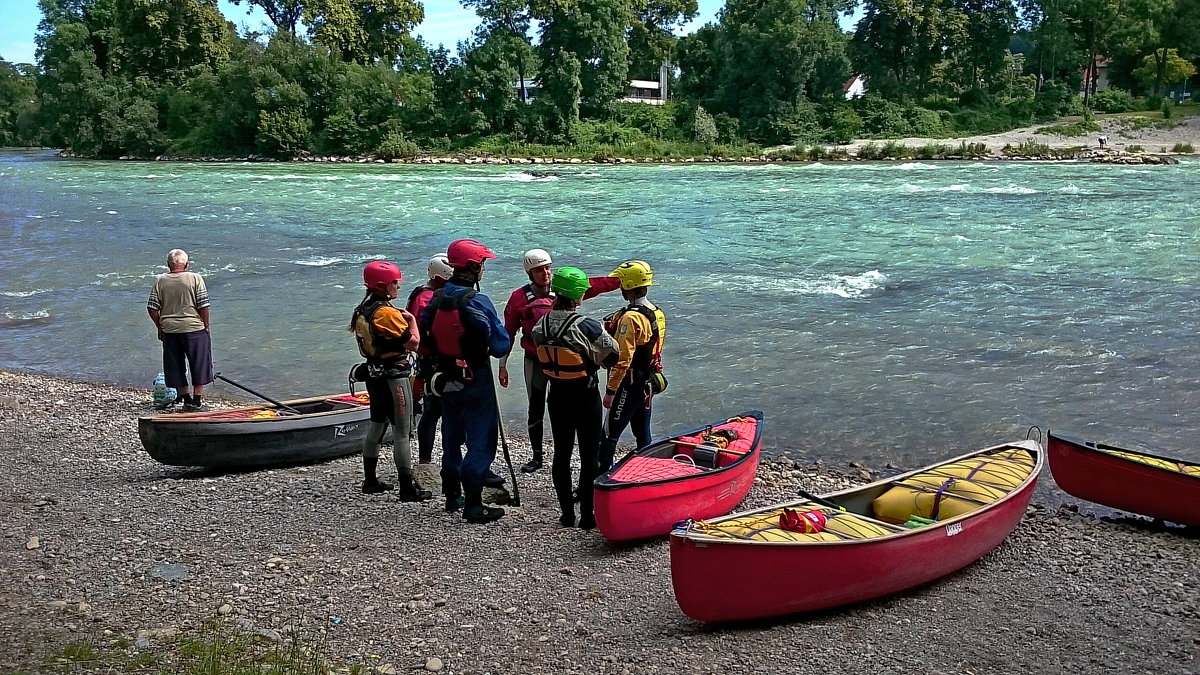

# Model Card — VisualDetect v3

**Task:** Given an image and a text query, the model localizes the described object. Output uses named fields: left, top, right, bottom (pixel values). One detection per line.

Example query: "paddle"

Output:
left=215, top=373, right=301, bottom=414
left=797, top=487, right=843, bottom=511
left=493, top=383, right=521, bottom=507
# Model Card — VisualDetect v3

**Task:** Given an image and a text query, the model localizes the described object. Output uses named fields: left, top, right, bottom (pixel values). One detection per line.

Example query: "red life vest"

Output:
left=514, top=283, right=554, bottom=355
left=424, top=288, right=478, bottom=362
left=407, top=284, right=436, bottom=357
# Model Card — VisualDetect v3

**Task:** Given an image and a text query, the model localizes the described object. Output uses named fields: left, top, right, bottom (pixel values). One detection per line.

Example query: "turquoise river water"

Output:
left=2, top=149, right=1199, bottom=466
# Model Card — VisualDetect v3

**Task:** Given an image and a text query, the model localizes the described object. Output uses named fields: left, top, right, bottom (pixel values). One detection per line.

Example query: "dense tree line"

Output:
left=0, top=0, right=1197, bottom=157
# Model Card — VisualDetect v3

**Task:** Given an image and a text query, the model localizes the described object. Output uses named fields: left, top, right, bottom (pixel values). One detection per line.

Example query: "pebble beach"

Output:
left=0, top=370, right=1197, bottom=674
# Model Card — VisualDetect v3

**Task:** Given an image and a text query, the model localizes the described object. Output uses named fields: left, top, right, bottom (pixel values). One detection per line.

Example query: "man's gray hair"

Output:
left=167, top=249, right=189, bottom=269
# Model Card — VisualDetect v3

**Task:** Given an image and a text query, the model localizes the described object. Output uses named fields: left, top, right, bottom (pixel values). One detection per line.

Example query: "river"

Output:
left=3, top=149, right=1199, bottom=466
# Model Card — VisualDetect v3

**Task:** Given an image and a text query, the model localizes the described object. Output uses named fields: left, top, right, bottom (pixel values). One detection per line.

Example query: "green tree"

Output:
left=534, top=0, right=630, bottom=121
left=228, top=0, right=304, bottom=34
left=1134, top=48, right=1196, bottom=96
left=677, top=0, right=850, bottom=142
left=952, top=0, right=1016, bottom=90
left=114, top=0, right=235, bottom=82
left=627, top=0, right=697, bottom=79
left=458, top=32, right=536, bottom=134
left=305, top=0, right=424, bottom=64
left=852, top=0, right=967, bottom=99
left=0, top=59, right=40, bottom=146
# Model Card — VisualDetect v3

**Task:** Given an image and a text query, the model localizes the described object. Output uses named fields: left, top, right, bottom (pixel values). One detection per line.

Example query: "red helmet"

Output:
left=447, top=239, right=496, bottom=269
left=363, top=261, right=403, bottom=292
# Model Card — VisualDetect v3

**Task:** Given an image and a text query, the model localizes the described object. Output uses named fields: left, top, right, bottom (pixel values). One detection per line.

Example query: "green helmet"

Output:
left=551, top=266, right=590, bottom=301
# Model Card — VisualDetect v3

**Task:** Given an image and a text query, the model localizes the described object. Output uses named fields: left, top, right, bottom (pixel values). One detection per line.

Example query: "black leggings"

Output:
left=547, top=378, right=603, bottom=520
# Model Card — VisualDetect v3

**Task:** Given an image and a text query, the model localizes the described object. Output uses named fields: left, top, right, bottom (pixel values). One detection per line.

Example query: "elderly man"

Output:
left=147, top=249, right=213, bottom=412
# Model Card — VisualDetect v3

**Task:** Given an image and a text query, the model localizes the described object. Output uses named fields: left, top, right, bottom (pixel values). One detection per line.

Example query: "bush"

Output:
left=828, top=107, right=862, bottom=144
left=692, top=106, right=718, bottom=144
left=375, top=132, right=420, bottom=160
left=713, top=113, right=741, bottom=143
left=1126, top=144, right=1144, bottom=152
left=958, top=88, right=995, bottom=108
left=855, top=95, right=911, bottom=138
left=1091, top=88, right=1138, bottom=113
left=958, top=142, right=989, bottom=157
left=256, top=108, right=311, bottom=158
left=1002, top=140, right=1050, bottom=156
left=617, top=101, right=676, bottom=139
left=1171, top=142, right=1195, bottom=153
left=905, top=106, right=948, bottom=137
left=752, top=100, right=820, bottom=145
left=1162, top=100, right=1172, bottom=119
left=1033, top=80, right=1075, bottom=120
left=570, top=120, right=645, bottom=147
left=1036, top=120, right=1100, bottom=136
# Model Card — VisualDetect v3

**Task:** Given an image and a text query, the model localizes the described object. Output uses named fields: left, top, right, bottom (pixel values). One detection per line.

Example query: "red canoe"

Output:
left=593, top=411, right=763, bottom=542
left=669, top=439, right=1042, bottom=622
left=1047, top=432, right=1200, bottom=527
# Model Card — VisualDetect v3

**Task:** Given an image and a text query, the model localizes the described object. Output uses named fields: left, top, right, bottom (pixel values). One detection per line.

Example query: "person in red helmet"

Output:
left=349, top=260, right=432, bottom=501
left=498, top=248, right=620, bottom=474
left=419, top=239, right=512, bottom=524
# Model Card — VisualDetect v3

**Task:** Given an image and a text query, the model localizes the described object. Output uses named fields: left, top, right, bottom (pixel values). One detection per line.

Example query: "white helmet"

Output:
left=427, top=253, right=453, bottom=280
left=522, top=248, right=552, bottom=273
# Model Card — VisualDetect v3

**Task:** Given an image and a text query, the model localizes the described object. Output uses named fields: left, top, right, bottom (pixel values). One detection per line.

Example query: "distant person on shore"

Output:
left=599, top=260, right=668, bottom=472
left=499, top=249, right=620, bottom=474
left=407, top=253, right=453, bottom=464
left=349, top=260, right=431, bottom=501
left=1098, top=134, right=1108, bottom=149
left=419, top=239, right=511, bottom=524
left=531, top=267, right=619, bottom=529
left=146, top=249, right=212, bottom=412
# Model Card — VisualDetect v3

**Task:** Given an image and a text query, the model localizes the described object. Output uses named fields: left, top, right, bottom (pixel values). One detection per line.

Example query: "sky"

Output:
left=0, top=0, right=723, bottom=66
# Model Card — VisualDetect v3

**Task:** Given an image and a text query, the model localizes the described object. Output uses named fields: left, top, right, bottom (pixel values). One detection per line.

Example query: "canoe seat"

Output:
left=673, top=416, right=758, bottom=468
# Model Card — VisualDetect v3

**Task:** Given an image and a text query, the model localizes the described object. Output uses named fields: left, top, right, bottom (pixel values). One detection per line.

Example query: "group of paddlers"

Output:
left=350, top=239, right=667, bottom=526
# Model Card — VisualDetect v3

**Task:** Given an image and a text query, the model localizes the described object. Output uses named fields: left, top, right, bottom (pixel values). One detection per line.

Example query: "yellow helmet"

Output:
left=609, top=260, right=653, bottom=290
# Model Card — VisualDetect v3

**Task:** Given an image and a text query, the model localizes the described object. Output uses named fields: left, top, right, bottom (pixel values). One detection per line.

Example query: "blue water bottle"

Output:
left=153, top=372, right=168, bottom=405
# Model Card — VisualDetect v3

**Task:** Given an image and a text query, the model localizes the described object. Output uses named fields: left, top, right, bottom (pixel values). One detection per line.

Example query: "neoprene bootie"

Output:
left=445, top=494, right=465, bottom=512
left=483, top=469, right=506, bottom=487
left=463, top=504, right=505, bottom=524
left=362, top=457, right=393, bottom=493
left=521, top=454, right=543, bottom=473
left=396, top=475, right=432, bottom=502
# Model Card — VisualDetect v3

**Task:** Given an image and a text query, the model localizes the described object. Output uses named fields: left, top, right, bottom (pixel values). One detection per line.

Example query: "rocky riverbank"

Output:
left=0, top=371, right=1196, bottom=674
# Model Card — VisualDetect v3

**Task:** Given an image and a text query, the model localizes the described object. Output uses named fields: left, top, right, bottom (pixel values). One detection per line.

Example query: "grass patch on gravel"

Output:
left=32, top=619, right=362, bottom=674
left=1036, top=120, right=1101, bottom=136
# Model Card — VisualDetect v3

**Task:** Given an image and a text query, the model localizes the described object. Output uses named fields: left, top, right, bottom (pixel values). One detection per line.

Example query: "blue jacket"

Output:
left=419, top=278, right=511, bottom=366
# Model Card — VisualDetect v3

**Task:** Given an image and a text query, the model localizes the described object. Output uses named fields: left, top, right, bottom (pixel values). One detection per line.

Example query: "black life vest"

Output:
left=534, top=314, right=592, bottom=381
left=606, top=301, right=666, bottom=380
left=423, top=287, right=480, bottom=365
left=352, top=295, right=410, bottom=364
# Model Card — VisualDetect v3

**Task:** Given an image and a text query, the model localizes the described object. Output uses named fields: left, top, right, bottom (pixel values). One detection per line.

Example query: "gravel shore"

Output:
left=1, top=371, right=1196, bottom=674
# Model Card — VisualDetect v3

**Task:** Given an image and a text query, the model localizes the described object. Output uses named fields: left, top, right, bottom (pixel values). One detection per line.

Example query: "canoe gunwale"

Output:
left=1047, top=432, right=1198, bottom=474
left=671, top=439, right=1043, bottom=547
left=137, top=393, right=366, bottom=426
left=594, top=410, right=764, bottom=492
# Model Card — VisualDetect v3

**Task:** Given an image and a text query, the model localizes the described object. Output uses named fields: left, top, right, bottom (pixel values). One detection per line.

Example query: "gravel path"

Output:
left=1, top=371, right=1196, bottom=674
